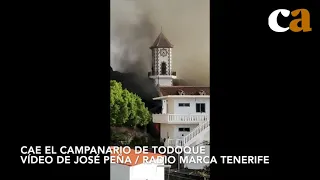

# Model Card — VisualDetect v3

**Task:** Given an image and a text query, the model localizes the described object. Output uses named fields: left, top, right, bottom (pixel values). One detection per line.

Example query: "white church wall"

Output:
left=158, top=78, right=172, bottom=86
left=168, top=48, right=172, bottom=74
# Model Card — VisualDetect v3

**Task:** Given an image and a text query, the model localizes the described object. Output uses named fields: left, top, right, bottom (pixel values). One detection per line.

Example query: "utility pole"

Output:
left=177, top=152, right=180, bottom=170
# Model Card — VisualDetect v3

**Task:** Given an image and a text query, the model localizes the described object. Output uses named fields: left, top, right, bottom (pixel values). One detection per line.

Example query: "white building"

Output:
left=110, top=147, right=165, bottom=180
left=149, top=31, right=210, bottom=170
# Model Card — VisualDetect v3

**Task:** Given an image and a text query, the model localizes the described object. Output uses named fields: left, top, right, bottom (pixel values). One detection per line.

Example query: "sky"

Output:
left=111, top=0, right=210, bottom=86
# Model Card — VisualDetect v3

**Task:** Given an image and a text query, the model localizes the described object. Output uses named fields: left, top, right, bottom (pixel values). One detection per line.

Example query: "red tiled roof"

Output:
left=110, top=147, right=164, bottom=166
left=159, top=86, right=210, bottom=96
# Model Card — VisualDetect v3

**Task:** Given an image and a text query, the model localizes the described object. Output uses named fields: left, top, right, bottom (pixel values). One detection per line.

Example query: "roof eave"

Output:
left=153, top=95, right=210, bottom=100
left=150, top=45, right=174, bottom=49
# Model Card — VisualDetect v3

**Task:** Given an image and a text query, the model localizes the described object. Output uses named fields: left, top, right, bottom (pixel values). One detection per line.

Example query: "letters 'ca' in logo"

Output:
left=268, top=9, right=312, bottom=32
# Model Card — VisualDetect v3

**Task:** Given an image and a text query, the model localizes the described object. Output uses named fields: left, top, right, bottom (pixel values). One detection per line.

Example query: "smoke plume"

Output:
left=111, top=0, right=209, bottom=86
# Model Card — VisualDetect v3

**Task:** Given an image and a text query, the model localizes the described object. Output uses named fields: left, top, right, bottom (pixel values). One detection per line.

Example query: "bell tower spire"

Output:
left=148, top=29, right=176, bottom=86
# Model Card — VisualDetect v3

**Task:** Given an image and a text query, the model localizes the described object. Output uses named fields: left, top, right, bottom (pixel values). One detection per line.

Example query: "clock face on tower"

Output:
left=160, top=49, right=167, bottom=57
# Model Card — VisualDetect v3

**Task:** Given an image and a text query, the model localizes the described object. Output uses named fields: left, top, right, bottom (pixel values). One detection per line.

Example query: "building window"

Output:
left=178, top=103, right=190, bottom=107
left=161, top=62, right=167, bottom=75
left=178, top=128, right=190, bottom=132
left=196, top=103, right=206, bottom=113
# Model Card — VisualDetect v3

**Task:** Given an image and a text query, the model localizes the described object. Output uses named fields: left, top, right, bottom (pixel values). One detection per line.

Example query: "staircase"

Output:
left=162, top=119, right=210, bottom=170
left=165, top=120, right=210, bottom=147
left=183, top=120, right=210, bottom=146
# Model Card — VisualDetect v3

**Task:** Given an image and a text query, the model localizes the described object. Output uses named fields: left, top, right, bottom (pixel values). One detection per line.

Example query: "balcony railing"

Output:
left=148, top=71, right=177, bottom=76
left=153, top=114, right=208, bottom=124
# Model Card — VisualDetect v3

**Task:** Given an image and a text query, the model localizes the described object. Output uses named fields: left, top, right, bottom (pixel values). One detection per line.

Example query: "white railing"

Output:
left=183, top=120, right=210, bottom=146
left=164, top=120, right=210, bottom=147
left=153, top=114, right=208, bottom=123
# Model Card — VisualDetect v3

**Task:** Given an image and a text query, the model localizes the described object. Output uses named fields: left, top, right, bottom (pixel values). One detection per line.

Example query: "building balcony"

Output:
left=152, top=114, right=208, bottom=124
left=148, top=71, right=177, bottom=77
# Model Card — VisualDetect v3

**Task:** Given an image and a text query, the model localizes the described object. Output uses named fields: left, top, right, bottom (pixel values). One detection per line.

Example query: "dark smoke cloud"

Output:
left=110, top=66, right=161, bottom=113
left=111, top=0, right=209, bottom=85
left=110, top=66, right=162, bottom=137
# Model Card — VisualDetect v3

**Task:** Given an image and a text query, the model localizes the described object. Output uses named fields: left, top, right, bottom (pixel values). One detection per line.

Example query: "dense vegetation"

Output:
left=110, top=80, right=151, bottom=127
left=110, top=80, right=159, bottom=146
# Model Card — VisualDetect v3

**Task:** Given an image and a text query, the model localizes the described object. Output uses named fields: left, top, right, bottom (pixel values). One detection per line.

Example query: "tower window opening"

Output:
left=161, top=62, right=167, bottom=75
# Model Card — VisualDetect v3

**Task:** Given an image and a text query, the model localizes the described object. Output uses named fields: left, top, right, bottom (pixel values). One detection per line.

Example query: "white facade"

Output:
left=149, top=48, right=176, bottom=86
left=153, top=48, right=172, bottom=74
left=110, top=163, right=130, bottom=180
left=154, top=95, right=210, bottom=142
left=149, top=30, right=210, bottom=170
left=159, top=96, right=210, bottom=114
left=153, top=94, right=210, bottom=170
left=149, top=75, right=175, bottom=87
left=183, top=133, right=210, bottom=169
left=130, top=163, right=165, bottom=180
left=110, top=161, right=165, bottom=180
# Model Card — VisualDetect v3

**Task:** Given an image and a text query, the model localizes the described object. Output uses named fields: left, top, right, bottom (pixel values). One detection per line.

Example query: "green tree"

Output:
left=110, top=80, right=151, bottom=127
left=135, top=94, right=151, bottom=126
left=110, top=80, right=129, bottom=126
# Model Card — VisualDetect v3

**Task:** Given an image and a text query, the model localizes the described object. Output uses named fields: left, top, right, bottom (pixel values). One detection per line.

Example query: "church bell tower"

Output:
left=148, top=29, right=177, bottom=86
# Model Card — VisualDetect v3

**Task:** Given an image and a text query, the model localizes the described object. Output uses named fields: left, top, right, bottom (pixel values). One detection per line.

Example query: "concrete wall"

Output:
left=156, top=78, right=173, bottom=86
left=183, top=144, right=210, bottom=170
left=156, top=96, right=210, bottom=170
left=160, top=123, right=199, bottom=140
left=162, top=100, right=167, bottom=114
left=162, top=97, right=210, bottom=114
left=174, top=124, right=198, bottom=139
left=173, top=98, right=210, bottom=114
left=160, top=124, right=175, bottom=140
left=183, top=130, right=210, bottom=170
left=110, top=163, right=130, bottom=180
left=130, top=163, right=165, bottom=180
left=167, top=98, right=174, bottom=113
left=111, top=163, right=165, bottom=180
